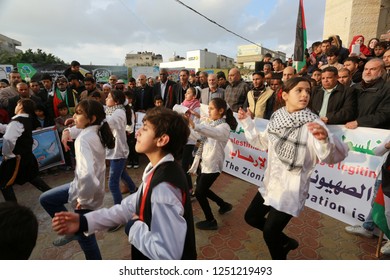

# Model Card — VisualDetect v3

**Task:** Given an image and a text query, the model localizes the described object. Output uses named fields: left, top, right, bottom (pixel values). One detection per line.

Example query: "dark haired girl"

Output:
left=40, top=99, right=115, bottom=259
left=187, top=97, right=237, bottom=230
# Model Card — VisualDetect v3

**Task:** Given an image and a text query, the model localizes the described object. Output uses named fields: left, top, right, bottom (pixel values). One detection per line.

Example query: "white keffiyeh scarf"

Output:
left=268, top=107, right=318, bottom=171
left=105, top=104, right=124, bottom=116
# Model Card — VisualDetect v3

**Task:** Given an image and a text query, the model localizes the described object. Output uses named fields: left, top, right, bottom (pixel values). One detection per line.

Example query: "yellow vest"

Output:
left=247, top=87, right=274, bottom=118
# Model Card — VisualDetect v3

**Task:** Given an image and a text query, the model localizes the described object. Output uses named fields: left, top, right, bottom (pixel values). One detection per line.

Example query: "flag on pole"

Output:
left=372, top=154, right=390, bottom=239
left=293, top=0, right=307, bottom=72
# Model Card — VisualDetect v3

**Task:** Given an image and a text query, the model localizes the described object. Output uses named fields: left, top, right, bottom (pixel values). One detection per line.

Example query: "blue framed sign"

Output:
left=0, top=126, right=65, bottom=171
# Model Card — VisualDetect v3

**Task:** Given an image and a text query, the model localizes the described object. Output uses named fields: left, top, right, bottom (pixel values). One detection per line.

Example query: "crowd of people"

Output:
left=1, top=32, right=390, bottom=260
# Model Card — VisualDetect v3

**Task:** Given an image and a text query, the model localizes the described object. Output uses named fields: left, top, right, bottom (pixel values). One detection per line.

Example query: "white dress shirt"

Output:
left=68, top=125, right=106, bottom=210
left=85, top=154, right=187, bottom=260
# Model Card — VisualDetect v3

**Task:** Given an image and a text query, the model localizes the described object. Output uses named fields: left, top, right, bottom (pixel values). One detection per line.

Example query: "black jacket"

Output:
left=134, top=85, right=154, bottom=111
left=152, top=80, right=176, bottom=109
left=309, top=83, right=357, bottom=124
left=354, top=78, right=390, bottom=129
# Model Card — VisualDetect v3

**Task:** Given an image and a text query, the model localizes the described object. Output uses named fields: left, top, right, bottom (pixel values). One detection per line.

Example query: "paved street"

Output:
left=3, top=154, right=389, bottom=260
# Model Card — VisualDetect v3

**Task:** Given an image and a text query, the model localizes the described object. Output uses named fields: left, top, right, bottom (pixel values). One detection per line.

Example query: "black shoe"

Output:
left=282, top=237, right=299, bottom=255
left=108, top=224, right=123, bottom=232
left=218, top=203, right=233, bottom=214
left=196, top=219, right=218, bottom=230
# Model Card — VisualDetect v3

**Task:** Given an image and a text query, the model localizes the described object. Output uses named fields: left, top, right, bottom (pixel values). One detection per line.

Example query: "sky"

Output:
left=0, top=0, right=326, bottom=66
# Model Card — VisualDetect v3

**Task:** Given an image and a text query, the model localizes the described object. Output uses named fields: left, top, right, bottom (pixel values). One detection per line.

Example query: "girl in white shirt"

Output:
left=180, top=87, right=201, bottom=193
left=105, top=90, right=137, bottom=209
left=238, top=77, right=348, bottom=259
left=40, top=99, right=115, bottom=259
left=188, top=97, right=238, bottom=230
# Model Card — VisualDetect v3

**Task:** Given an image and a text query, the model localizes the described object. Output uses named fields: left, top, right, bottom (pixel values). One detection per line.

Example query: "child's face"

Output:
left=282, top=81, right=311, bottom=113
left=312, top=71, right=322, bottom=82
left=106, top=93, right=116, bottom=107
left=103, top=87, right=111, bottom=96
left=208, top=101, right=224, bottom=120
left=154, top=100, right=163, bottom=107
left=14, top=102, right=23, bottom=115
left=73, top=107, right=92, bottom=129
left=184, top=89, right=195, bottom=101
left=135, top=120, right=158, bottom=154
left=355, top=37, right=364, bottom=45
left=126, top=97, right=133, bottom=105
left=35, top=110, right=45, bottom=118
left=58, top=107, right=69, bottom=117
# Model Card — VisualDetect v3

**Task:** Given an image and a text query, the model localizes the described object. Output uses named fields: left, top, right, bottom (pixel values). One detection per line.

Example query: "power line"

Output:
left=174, top=0, right=262, bottom=48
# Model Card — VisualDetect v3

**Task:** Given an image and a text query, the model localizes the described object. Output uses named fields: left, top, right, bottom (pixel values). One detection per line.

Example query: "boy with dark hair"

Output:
left=0, top=202, right=38, bottom=260
left=55, top=101, right=74, bottom=170
left=153, top=94, right=163, bottom=107
left=52, top=107, right=197, bottom=260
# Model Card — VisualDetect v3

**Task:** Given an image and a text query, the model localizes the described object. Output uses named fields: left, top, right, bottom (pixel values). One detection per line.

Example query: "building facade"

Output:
left=236, top=44, right=286, bottom=70
left=159, top=49, right=234, bottom=71
left=0, top=34, right=22, bottom=55
left=124, top=51, right=163, bottom=67
left=323, top=0, right=390, bottom=47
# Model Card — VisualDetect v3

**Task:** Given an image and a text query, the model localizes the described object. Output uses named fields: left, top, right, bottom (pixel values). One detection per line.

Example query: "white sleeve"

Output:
left=2, top=121, right=24, bottom=159
left=240, top=116, right=269, bottom=150
left=374, top=134, right=390, bottom=157
left=85, top=192, right=138, bottom=232
left=194, top=122, right=230, bottom=142
left=0, top=123, right=6, bottom=134
left=129, top=183, right=187, bottom=260
left=310, top=120, right=349, bottom=164
left=67, top=126, right=82, bottom=139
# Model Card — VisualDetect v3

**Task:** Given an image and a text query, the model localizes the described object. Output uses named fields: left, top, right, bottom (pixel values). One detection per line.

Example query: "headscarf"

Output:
left=349, top=35, right=371, bottom=56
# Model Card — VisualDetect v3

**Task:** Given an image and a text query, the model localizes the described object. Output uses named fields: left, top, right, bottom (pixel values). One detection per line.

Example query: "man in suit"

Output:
left=309, top=66, right=357, bottom=125
left=170, top=69, right=192, bottom=108
left=134, top=74, right=154, bottom=112
left=153, top=68, right=176, bottom=109
left=200, top=73, right=224, bottom=105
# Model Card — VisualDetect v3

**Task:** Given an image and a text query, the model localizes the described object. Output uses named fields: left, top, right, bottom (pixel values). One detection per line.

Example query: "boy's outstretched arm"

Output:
left=52, top=212, right=80, bottom=235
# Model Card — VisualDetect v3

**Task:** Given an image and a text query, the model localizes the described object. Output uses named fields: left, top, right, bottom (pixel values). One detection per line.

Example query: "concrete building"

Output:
left=323, top=0, right=390, bottom=47
left=236, top=44, right=286, bottom=70
left=0, top=34, right=22, bottom=55
left=124, top=51, right=163, bottom=67
left=159, top=49, right=234, bottom=71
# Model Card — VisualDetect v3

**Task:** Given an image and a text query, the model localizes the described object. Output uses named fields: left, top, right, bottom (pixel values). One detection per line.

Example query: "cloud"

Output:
left=0, top=0, right=326, bottom=65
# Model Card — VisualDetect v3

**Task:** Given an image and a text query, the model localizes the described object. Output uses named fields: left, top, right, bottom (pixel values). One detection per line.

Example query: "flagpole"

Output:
left=376, top=231, right=384, bottom=258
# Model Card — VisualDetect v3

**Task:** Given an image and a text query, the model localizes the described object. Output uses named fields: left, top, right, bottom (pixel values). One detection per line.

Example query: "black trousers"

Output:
left=181, top=144, right=195, bottom=189
left=1, top=176, right=51, bottom=202
left=244, top=191, right=293, bottom=260
left=195, top=172, right=225, bottom=221
left=126, top=132, right=139, bottom=165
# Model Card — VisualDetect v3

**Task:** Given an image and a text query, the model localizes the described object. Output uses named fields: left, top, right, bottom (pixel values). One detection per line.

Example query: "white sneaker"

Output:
left=381, top=240, right=390, bottom=255
left=345, top=225, right=373, bottom=238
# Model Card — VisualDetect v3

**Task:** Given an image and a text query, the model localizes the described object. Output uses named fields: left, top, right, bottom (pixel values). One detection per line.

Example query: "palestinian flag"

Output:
left=293, top=0, right=307, bottom=72
left=372, top=153, right=390, bottom=238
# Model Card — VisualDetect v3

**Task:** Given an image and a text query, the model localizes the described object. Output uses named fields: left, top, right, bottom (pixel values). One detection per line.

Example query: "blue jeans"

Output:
left=39, top=184, right=102, bottom=260
left=109, top=158, right=136, bottom=205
